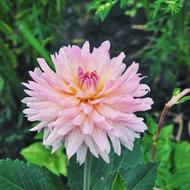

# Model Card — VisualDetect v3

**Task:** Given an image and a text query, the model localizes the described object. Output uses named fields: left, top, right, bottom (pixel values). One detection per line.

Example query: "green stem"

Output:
left=83, top=153, right=92, bottom=190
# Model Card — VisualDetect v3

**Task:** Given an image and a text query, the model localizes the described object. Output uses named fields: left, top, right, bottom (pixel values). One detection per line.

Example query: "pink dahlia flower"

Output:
left=22, top=41, right=153, bottom=164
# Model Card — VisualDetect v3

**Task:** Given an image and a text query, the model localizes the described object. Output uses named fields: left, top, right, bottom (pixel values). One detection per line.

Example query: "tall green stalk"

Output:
left=83, top=153, right=92, bottom=190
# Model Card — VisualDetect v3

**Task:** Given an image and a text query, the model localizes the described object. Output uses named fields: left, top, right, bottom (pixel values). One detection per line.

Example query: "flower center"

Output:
left=77, top=67, right=99, bottom=90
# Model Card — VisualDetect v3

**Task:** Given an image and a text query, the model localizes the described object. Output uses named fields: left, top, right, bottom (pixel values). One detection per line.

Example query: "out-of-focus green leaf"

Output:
left=20, top=142, right=67, bottom=176
left=0, top=21, right=14, bottom=36
left=177, top=96, right=190, bottom=104
left=34, top=131, right=44, bottom=140
left=153, top=0, right=162, bottom=18
left=120, top=162, right=159, bottom=190
left=95, top=0, right=117, bottom=21
left=0, top=159, right=64, bottom=190
left=0, top=75, right=4, bottom=91
left=0, top=39, right=17, bottom=67
left=142, top=0, right=150, bottom=18
left=17, top=23, right=54, bottom=70
left=0, top=0, right=11, bottom=11
left=120, top=0, right=129, bottom=8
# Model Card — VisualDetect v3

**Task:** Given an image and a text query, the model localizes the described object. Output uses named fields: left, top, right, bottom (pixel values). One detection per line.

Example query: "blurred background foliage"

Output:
left=0, top=0, right=190, bottom=189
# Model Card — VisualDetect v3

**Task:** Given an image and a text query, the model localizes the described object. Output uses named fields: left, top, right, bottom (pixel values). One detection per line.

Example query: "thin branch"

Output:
left=151, top=88, right=190, bottom=161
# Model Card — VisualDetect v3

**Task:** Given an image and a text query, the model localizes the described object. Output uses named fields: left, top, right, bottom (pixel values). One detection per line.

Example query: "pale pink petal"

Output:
left=66, top=128, right=85, bottom=158
left=76, top=144, right=88, bottom=165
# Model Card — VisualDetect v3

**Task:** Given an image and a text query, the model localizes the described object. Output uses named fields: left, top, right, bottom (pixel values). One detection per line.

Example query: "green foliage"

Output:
left=111, top=173, right=126, bottom=190
left=120, top=162, right=159, bottom=190
left=172, top=88, right=190, bottom=104
left=142, top=0, right=189, bottom=82
left=88, top=0, right=143, bottom=21
left=142, top=114, right=190, bottom=189
left=20, top=142, right=67, bottom=176
left=0, top=75, right=4, bottom=92
left=17, top=23, right=54, bottom=70
left=67, top=142, right=158, bottom=190
left=177, top=96, right=190, bottom=104
left=0, top=0, right=66, bottom=157
left=167, top=142, right=190, bottom=190
left=88, top=0, right=117, bottom=21
left=172, top=87, right=181, bottom=96
left=89, top=0, right=190, bottom=85
left=0, top=159, right=65, bottom=190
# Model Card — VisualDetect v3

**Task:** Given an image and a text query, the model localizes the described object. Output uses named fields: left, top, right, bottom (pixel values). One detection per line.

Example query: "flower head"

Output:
left=22, top=41, right=153, bottom=164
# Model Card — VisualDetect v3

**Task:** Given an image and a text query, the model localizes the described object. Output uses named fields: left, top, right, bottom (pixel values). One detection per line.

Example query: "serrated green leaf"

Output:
left=120, top=162, right=159, bottom=190
left=20, top=142, right=67, bottom=176
left=0, top=159, right=64, bottom=190
left=141, top=123, right=173, bottom=188
left=174, top=142, right=190, bottom=170
left=111, top=173, right=126, bottom=190
left=68, top=142, right=143, bottom=190
left=146, top=114, right=157, bottom=135
left=163, top=142, right=190, bottom=190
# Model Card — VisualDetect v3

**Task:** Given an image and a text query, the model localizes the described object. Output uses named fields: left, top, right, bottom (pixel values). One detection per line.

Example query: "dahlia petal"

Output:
left=51, top=139, right=62, bottom=153
left=43, top=127, right=59, bottom=146
left=90, top=109, right=105, bottom=123
left=82, top=41, right=90, bottom=53
left=133, top=84, right=151, bottom=97
left=57, top=122, right=75, bottom=136
left=108, top=133, right=121, bottom=156
left=84, top=136, right=99, bottom=158
left=72, top=112, right=86, bottom=125
left=76, top=144, right=87, bottom=165
left=96, top=120, right=113, bottom=131
left=79, top=103, right=92, bottom=114
left=66, top=128, right=85, bottom=158
left=96, top=105, right=121, bottom=119
left=81, top=117, right=94, bottom=134
left=58, top=107, right=80, bottom=117
left=92, top=128, right=110, bottom=152
left=98, top=151, right=110, bottom=163
left=30, top=121, right=47, bottom=131
left=37, top=58, right=53, bottom=74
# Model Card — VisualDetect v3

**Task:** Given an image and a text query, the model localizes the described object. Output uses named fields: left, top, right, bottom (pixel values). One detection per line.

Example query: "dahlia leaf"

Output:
left=145, top=114, right=157, bottom=135
left=162, top=142, right=190, bottom=189
left=111, top=173, right=126, bottom=190
left=67, top=142, right=142, bottom=190
left=120, top=162, right=159, bottom=190
left=0, top=159, right=65, bottom=190
left=20, top=142, right=67, bottom=176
